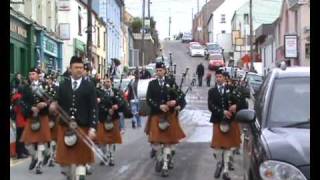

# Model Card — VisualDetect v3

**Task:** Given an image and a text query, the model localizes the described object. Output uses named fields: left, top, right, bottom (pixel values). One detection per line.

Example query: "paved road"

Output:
left=11, top=40, right=246, bottom=180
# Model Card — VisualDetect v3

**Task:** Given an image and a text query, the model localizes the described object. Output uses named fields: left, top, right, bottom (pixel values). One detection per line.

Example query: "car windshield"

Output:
left=247, top=74, right=263, bottom=83
left=268, top=77, right=310, bottom=128
left=191, top=45, right=202, bottom=49
left=209, top=54, right=222, bottom=60
left=207, top=44, right=220, bottom=50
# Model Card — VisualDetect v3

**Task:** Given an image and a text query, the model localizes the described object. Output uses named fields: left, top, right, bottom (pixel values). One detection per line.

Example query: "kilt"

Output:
left=55, top=124, right=94, bottom=165
left=96, top=120, right=122, bottom=145
left=211, top=121, right=241, bottom=149
left=49, top=116, right=58, bottom=141
left=148, top=111, right=186, bottom=144
left=144, top=116, right=151, bottom=135
left=20, top=115, right=51, bottom=144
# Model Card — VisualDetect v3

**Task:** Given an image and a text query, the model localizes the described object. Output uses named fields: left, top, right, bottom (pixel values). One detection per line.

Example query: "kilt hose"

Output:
left=96, top=119, right=122, bottom=145
left=55, top=124, right=94, bottom=165
left=20, top=115, right=51, bottom=144
left=211, top=121, right=241, bottom=149
left=148, top=111, right=186, bottom=144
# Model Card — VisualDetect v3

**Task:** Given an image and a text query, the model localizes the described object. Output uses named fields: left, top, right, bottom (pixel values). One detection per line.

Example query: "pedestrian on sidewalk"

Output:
left=196, top=63, right=204, bottom=87
left=206, top=72, right=212, bottom=87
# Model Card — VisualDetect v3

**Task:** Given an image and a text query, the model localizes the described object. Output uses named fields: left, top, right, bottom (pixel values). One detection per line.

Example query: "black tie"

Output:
left=73, top=81, right=78, bottom=91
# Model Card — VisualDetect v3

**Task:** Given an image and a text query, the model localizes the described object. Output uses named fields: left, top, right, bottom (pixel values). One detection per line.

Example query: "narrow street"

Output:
left=11, top=40, right=246, bottom=180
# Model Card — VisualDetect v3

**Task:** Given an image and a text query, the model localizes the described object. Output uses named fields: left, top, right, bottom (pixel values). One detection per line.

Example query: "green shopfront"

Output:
left=35, top=30, right=63, bottom=74
left=10, top=11, right=36, bottom=80
left=74, top=38, right=86, bottom=58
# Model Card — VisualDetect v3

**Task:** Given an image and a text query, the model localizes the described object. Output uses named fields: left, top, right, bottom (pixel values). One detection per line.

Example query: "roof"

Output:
left=233, top=0, right=282, bottom=30
left=273, top=67, right=310, bottom=78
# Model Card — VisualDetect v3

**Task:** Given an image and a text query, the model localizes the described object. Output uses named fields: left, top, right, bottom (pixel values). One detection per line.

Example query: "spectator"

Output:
left=140, top=66, right=151, bottom=79
left=196, top=63, right=205, bottom=87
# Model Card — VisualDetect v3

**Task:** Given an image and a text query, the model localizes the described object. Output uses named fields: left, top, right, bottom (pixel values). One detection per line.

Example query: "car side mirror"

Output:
left=235, top=110, right=256, bottom=123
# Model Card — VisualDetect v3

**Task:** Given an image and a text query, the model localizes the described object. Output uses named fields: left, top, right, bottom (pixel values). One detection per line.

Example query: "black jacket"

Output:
left=146, top=77, right=186, bottom=115
left=97, top=88, right=121, bottom=122
left=196, top=64, right=205, bottom=77
left=57, top=78, right=98, bottom=129
left=140, top=70, right=151, bottom=79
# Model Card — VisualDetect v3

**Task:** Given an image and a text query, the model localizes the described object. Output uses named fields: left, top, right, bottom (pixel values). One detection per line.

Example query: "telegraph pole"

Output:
left=169, top=16, right=171, bottom=38
left=140, top=0, right=146, bottom=66
left=87, top=0, right=93, bottom=66
left=148, top=0, right=151, bottom=18
left=249, top=0, right=255, bottom=72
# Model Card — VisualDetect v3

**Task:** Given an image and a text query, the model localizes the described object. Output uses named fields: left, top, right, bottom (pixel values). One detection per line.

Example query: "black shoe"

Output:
left=161, top=169, right=169, bottom=177
left=228, top=162, right=234, bottom=171
left=35, top=166, right=42, bottom=174
left=132, top=121, right=136, bottom=129
left=99, top=161, right=105, bottom=166
left=222, top=172, right=231, bottom=180
left=17, top=154, right=28, bottom=159
left=109, top=160, right=115, bottom=166
left=150, top=149, right=156, bottom=158
left=29, top=158, right=38, bottom=170
left=214, top=161, right=223, bottom=178
left=235, top=149, right=240, bottom=155
left=86, top=166, right=92, bottom=175
left=168, top=161, right=174, bottom=169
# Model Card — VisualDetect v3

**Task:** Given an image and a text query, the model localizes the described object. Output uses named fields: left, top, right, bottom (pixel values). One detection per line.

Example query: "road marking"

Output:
left=118, top=164, right=130, bottom=175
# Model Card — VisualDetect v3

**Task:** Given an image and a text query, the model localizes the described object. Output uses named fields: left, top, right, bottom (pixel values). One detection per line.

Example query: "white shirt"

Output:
left=32, top=80, right=40, bottom=86
left=71, top=77, right=82, bottom=90
left=158, top=77, right=165, bottom=86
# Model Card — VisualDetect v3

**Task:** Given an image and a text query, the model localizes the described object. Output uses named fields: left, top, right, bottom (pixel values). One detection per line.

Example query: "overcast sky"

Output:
left=124, top=0, right=208, bottom=40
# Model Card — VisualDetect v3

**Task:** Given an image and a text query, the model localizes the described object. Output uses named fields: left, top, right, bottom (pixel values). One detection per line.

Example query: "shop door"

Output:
left=20, top=48, right=27, bottom=76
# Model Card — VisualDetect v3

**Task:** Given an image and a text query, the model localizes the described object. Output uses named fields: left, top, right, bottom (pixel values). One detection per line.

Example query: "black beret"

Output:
left=29, top=67, right=41, bottom=74
left=156, top=62, right=165, bottom=69
left=69, top=56, right=83, bottom=65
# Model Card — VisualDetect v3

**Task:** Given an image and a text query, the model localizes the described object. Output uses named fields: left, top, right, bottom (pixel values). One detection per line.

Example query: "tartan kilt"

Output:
left=144, top=116, right=151, bottom=135
left=96, top=119, right=122, bottom=145
left=20, top=115, right=51, bottom=144
left=49, top=116, right=58, bottom=141
left=55, top=124, right=94, bottom=165
left=211, top=121, right=241, bottom=149
left=148, top=111, right=186, bottom=144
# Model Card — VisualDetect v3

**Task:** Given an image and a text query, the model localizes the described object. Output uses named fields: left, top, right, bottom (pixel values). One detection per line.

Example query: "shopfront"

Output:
left=74, top=38, right=86, bottom=58
left=41, top=34, right=63, bottom=73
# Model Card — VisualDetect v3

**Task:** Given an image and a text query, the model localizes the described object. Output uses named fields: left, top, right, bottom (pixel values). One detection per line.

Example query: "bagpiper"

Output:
left=146, top=61, right=186, bottom=177
left=20, top=67, right=52, bottom=174
left=54, top=56, right=98, bottom=180
left=43, top=73, right=59, bottom=167
left=96, top=76, right=122, bottom=166
left=208, top=69, right=247, bottom=180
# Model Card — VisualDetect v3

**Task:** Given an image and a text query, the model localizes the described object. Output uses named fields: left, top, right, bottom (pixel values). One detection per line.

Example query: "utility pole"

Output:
left=86, top=0, right=93, bottom=67
left=148, top=0, right=151, bottom=18
left=140, top=0, right=145, bottom=66
left=249, top=0, right=255, bottom=72
left=169, top=16, right=171, bottom=38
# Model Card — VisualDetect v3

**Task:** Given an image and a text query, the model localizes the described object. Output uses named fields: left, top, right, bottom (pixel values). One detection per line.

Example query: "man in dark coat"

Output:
left=54, top=56, right=98, bottom=180
left=146, top=62, right=186, bottom=177
left=196, top=63, right=205, bottom=87
left=140, top=66, right=152, bottom=79
left=207, top=69, right=246, bottom=180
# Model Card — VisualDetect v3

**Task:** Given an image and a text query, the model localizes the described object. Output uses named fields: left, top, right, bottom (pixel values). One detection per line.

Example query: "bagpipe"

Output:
left=30, top=85, right=109, bottom=165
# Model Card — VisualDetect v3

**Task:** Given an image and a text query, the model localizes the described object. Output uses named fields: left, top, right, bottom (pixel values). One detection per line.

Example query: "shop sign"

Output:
left=284, top=35, right=298, bottom=59
left=75, top=38, right=86, bottom=52
left=10, top=21, right=27, bottom=38
left=43, top=36, right=58, bottom=57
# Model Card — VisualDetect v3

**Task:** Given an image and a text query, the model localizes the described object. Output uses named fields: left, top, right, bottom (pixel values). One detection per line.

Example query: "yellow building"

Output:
left=93, top=12, right=107, bottom=78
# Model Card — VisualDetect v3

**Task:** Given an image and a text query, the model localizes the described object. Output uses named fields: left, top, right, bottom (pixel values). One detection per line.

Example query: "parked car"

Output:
left=208, top=54, right=225, bottom=70
left=205, top=42, right=222, bottom=59
left=189, top=44, right=205, bottom=57
left=236, top=66, right=310, bottom=180
left=188, top=41, right=200, bottom=48
left=181, top=33, right=193, bottom=43
left=245, top=72, right=263, bottom=95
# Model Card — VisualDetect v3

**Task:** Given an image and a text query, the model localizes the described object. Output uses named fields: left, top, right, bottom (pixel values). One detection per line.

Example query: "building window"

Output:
left=220, top=14, right=226, bottom=23
left=97, top=27, right=100, bottom=47
left=244, top=13, right=249, bottom=24
left=305, top=43, right=310, bottom=59
left=78, top=6, right=82, bottom=36
left=221, top=30, right=226, bottom=34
